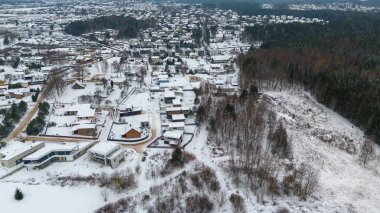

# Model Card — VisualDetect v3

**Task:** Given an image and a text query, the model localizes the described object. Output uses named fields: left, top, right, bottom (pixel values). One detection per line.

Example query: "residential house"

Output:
left=88, top=142, right=125, bottom=168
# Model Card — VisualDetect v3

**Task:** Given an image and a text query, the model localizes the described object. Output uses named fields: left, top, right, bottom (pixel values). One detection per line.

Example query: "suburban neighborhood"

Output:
left=0, top=0, right=380, bottom=213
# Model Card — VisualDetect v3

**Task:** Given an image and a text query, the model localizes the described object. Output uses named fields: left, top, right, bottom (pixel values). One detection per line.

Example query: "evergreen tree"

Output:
left=18, top=101, right=28, bottom=114
left=14, top=188, right=23, bottom=201
left=170, top=148, right=184, bottom=166
left=10, top=103, right=21, bottom=122
left=3, top=35, right=10, bottom=45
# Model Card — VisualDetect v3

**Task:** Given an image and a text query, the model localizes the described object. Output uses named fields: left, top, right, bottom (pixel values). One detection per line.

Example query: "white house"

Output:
left=88, top=142, right=125, bottom=168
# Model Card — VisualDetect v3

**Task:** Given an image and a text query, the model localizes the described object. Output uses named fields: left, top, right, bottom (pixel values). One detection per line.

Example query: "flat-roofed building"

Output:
left=163, top=130, right=184, bottom=146
left=166, top=107, right=190, bottom=115
left=23, top=142, right=93, bottom=170
left=0, top=142, right=44, bottom=168
left=88, top=142, right=125, bottom=168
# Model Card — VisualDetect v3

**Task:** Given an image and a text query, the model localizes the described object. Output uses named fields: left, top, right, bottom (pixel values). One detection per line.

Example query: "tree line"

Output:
left=64, top=15, right=155, bottom=39
left=26, top=102, right=50, bottom=135
left=0, top=101, right=28, bottom=140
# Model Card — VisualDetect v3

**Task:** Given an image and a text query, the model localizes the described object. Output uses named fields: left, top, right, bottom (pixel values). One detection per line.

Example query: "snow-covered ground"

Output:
left=264, top=91, right=380, bottom=212
left=1, top=90, right=379, bottom=213
left=184, top=91, right=380, bottom=213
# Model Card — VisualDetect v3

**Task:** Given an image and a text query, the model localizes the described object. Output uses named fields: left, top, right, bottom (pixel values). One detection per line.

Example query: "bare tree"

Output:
left=101, top=189, right=109, bottom=202
left=139, top=66, right=147, bottom=87
left=46, top=68, right=66, bottom=97
left=294, top=164, right=319, bottom=201
left=112, top=60, right=121, bottom=77
left=359, top=139, right=375, bottom=165
left=74, top=66, right=86, bottom=82
left=101, top=77, right=108, bottom=89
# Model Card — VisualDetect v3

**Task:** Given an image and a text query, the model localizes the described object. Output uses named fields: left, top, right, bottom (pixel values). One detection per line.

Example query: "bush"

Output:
left=186, top=194, right=213, bottom=213
left=14, top=188, right=23, bottom=200
left=230, top=193, right=245, bottom=212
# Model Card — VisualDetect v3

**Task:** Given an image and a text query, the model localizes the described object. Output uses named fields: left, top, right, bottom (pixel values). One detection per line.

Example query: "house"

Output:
left=9, top=79, right=29, bottom=88
left=172, top=99, right=182, bottom=107
left=157, top=74, right=169, bottom=85
left=171, top=114, right=186, bottom=122
left=119, top=105, right=142, bottom=117
left=211, top=55, right=231, bottom=64
left=7, top=88, right=31, bottom=99
left=168, top=122, right=185, bottom=130
left=88, top=142, right=125, bottom=168
left=166, top=107, right=190, bottom=115
left=164, top=91, right=176, bottom=103
left=23, top=142, right=93, bottom=170
left=122, top=123, right=142, bottom=139
left=62, top=104, right=96, bottom=122
left=163, top=130, right=183, bottom=146
left=71, top=123, right=97, bottom=137
left=0, top=142, right=44, bottom=168
left=72, top=80, right=86, bottom=89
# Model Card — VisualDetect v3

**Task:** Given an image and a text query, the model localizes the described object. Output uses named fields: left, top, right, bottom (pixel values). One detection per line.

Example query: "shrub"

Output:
left=186, top=194, right=213, bottom=213
left=230, top=193, right=245, bottom=212
left=14, top=188, right=23, bottom=200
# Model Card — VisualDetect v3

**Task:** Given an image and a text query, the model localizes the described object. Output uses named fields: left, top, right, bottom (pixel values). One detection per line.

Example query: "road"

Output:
left=3, top=92, right=48, bottom=143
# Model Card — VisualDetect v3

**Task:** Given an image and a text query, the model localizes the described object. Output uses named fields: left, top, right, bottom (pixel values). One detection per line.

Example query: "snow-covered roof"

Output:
left=163, top=130, right=183, bottom=139
left=71, top=123, right=96, bottom=131
left=164, top=91, right=176, bottom=99
left=172, top=99, right=181, bottom=106
left=77, top=107, right=95, bottom=118
left=124, top=120, right=142, bottom=134
left=172, top=114, right=186, bottom=121
left=166, top=107, right=190, bottom=112
left=169, top=122, right=185, bottom=128
left=89, top=142, right=120, bottom=156
left=23, top=142, right=92, bottom=161
left=0, top=141, right=44, bottom=161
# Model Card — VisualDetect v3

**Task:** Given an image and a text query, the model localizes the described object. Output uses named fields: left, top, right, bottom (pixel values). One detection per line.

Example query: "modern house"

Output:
left=88, top=142, right=125, bottom=168
left=163, top=130, right=183, bottom=146
left=0, top=142, right=44, bottom=168
left=23, top=142, right=93, bottom=170
left=166, top=107, right=190, bottom=115
left=164, top=91, right=176, bottom=103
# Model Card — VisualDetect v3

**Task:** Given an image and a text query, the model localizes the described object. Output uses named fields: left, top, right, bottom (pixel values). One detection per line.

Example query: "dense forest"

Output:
left=64, top=15, right=155, bottom=38
left=237, top=9, right=380, bottom=144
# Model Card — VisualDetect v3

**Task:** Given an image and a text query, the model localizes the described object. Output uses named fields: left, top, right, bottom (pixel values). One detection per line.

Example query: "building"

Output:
left=88, top=142, right=125, bottom=168
left=166, top=107, right=190, bottom=115
left=211, top=55, right=231, bottom=64
left=122, top=123, right=142, bottom=139
left=164, top=91, right=176, bottom=103
left=23, top=142, right=93, bottom=170
left=71, top=123, right=97, bottom=137
left=62, top=104, right=96, bottom=122
left=168, top=122, right=185, bottom=130
left=163, top=130, right=183, bottom=146
left=72, top=81, right=86, bottom=89
left=0, top=142, right=44, bottom=168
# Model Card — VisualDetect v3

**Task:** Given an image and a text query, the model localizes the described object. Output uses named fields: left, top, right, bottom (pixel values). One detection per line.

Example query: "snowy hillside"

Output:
left=0, top=91, right=379, bottom=213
